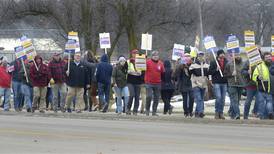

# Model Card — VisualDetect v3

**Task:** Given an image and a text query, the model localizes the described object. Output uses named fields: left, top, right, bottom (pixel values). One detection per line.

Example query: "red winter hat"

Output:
left=130, top=49, right=138, bottom=54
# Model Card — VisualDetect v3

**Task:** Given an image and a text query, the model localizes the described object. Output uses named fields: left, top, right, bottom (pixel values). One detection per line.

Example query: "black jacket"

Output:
left=161, top=60, right=175, bottom=90
left=82, top=56, right=97, bottom=83
left=66, top=61, right=90, bottom=88
left=174, top=64, right=192, bottom=92
left=241, top=61, right=256, bottom=87
left=208, top=59, right=228, bottom=84
left=11, top=60, right=23, bottom=82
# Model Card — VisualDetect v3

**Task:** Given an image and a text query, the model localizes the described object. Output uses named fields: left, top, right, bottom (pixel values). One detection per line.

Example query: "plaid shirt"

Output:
left=48, top=59, right=67, bottom=84
left=30, top=63, right=50, bottom=87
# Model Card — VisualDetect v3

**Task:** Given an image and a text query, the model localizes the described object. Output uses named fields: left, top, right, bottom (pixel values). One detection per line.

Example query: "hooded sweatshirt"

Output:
left=30, top=55, right=50, bottom=87
left=161, top=60, right=175, bottom=90
left=96, top=54, right=113, bottom=84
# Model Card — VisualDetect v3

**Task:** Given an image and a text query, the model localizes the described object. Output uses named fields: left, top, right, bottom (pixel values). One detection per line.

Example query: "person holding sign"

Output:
left=161, top=60, right=175, bottom=115
left=189, top=51, right=210, bottom=118
left=127, top=49, right=143, bottom=115
left=65, top=53, right=90, bottom=113
left=241, top=61, right=259, bottom=119
left=0, top=56, right=12, bottom=111
left=112, top=56, right=130, bottom=115
left=30, top=55, right=51, bottom=113
left=48, top=52, right=67, bottom=113
left=224, top=53, right=245, bottom=120
left=208, top=49, right=228, bottom=119
left=253, top=52, right=273, bottom=119
left=19, top=59, right=33, bottom=112
left=96, top=54, right=113, bottom=113
left=174, top=54, right=194, bottom=118
left=10, top=59, right=24, bottom=111
left=145, top=51, right=165, bottom=116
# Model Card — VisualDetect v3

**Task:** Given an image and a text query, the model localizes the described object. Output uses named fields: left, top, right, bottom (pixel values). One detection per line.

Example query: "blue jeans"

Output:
left=244, top=89, right=258, bottom=119
left=145, top=84, right=161, bottom=114
left=213, top=83, right=227, bottom=114
left=257, top=92, right=273, bottom=119
left=114, top=86, right=129, bottom=113
left=0, top=88, right=11, bottom=111
left=98, top=82, right=111, bottom=112
left=193, top=87, right=205, bottom=114
left=20, top=84, right=32, bottom=109
left=228, top=87, right=242, bottom=119
left=127, top=83, right=141, bottom=113
left=12, top=81, right=23, bottom=109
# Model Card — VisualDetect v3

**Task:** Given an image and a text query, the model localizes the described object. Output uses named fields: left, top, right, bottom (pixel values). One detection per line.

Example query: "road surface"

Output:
left=0, top=115, right=274, bottom=154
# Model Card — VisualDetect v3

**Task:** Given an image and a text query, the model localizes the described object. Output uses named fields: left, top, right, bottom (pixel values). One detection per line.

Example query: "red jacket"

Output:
left=145, top=59, right=165, bottom=84
left=30, top=56, right=50, bottom=87
left=0, top=66, right=11, bottom=88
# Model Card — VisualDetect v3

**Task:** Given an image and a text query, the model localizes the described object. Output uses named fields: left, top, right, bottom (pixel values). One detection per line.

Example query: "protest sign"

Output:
left=66, top=31, right=80, bottom=75
left=204, top=36, right=223, bottom=77
left=14, top=46, right=29, bottom=82
left=99, top=33, right=111, bottom=49
left=135, top=54, right=147, bottom=71
left=226, top=35, right=240, bottom=54
left=172, top=44, right=185, bottom=61
left=14, top=46, right=26, bottom=60
left=246, top=45, right=265, bottom=90
left=204, top=36, right=216, bottom=51
left=68, top=31, right=80, bottom=53
left=65, top=39, right=77, bottom=54
left=226, top=34, right=240, bottom=81
left=141, top=33, right=152, bottom=54
left=20, top=36, right=38, bottom=70
left=244, top=30, right=255, bottom=47
left=245, top=46, right=262, bottom=67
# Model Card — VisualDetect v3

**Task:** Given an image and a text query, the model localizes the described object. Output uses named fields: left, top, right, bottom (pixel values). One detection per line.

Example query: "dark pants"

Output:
left=146, top=84, right=161, bottom=114
left=46, top=87, right=53, bottom=109
left=161, top=89, right=174, bottom=113
left=127, top=84, right=141, bottom=113
left=98, top=82, right=111, bottom=112
left=182, top=90, right=194, bottom=115
left=228, top=87, right=242, bottom=119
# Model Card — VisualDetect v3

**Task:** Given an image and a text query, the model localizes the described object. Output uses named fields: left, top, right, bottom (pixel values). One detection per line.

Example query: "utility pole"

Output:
left=198, top=0, right=204, bottom=50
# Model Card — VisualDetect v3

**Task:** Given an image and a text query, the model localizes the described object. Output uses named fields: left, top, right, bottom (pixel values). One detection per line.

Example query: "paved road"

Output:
left=0, top=115, right=274, bottom=154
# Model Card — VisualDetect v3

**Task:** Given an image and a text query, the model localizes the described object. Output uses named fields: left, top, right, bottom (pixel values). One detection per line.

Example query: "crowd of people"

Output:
left=0, top=48, right=274, bottom=120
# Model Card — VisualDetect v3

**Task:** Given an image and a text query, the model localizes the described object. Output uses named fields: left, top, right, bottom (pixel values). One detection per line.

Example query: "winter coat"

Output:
left=48, top=58, right=67, bottom=84
left=127, top=60, right=143, bottom=85
left=252, top=62, right=271, bottom=93
left=208, top=58, right=228, bottom=84
left=241, top=61, right=257, bottom=88
left=161, top=60, right=175, bottom=90
left=96, top=54, right=113, bottom=84
left=112, top=63, right=128, bottom=88
left=145, top=59, right=165, bottom=85
left=189, top=60, right=209, bottom=89
left=66, top=61, right=90, bottom=88
left=0, top=65, right=11, bottom=88
left=224, top=60, right=245, bottom=87
left=30, top=56, right=50, bottom=87
left=174, top=64, right=192, bottom=92
left=11, top=60, right=23, bottom=82
left=82, top=55, right=97, bottom=83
